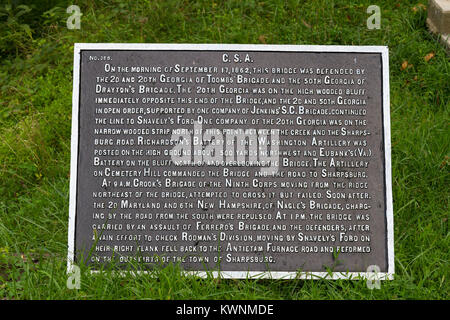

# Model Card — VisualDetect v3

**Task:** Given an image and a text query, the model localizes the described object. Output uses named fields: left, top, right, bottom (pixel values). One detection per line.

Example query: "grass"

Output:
left=0, top=0, right=449, bottom=299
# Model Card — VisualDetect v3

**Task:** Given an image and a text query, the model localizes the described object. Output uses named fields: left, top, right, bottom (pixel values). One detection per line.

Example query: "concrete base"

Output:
left=427, top=0, right=450, bottom=51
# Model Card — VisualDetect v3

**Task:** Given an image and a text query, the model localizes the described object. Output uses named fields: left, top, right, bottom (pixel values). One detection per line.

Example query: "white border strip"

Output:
left=90, top=270, right=392, bottom=280
left=381, top=48, right=395, bottom=276
left=73, top=43, right=389, bottom=52
left=67, top=43, right=394, bottom=280
left=67, top=44, right=81, bottom=273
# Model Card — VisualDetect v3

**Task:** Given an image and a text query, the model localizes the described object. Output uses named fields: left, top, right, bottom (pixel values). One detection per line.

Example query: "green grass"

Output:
left=0, top=0, right=449, bottom=299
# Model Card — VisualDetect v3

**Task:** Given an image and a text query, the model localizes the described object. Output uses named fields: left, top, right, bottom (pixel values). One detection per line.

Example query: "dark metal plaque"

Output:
left=68, top=44, right=394, bottom=279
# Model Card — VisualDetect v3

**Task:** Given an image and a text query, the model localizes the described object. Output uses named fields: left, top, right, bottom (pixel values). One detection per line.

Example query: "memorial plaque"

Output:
left=68, top=44, right=394, bottom=279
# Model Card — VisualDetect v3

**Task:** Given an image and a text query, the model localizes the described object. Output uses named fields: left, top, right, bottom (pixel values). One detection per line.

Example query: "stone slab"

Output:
left=67, top=44, right=394, bottom=280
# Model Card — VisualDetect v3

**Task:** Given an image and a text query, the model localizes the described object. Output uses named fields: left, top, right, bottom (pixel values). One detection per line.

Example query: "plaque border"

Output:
left=68, top=43, right=394, bottom=280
